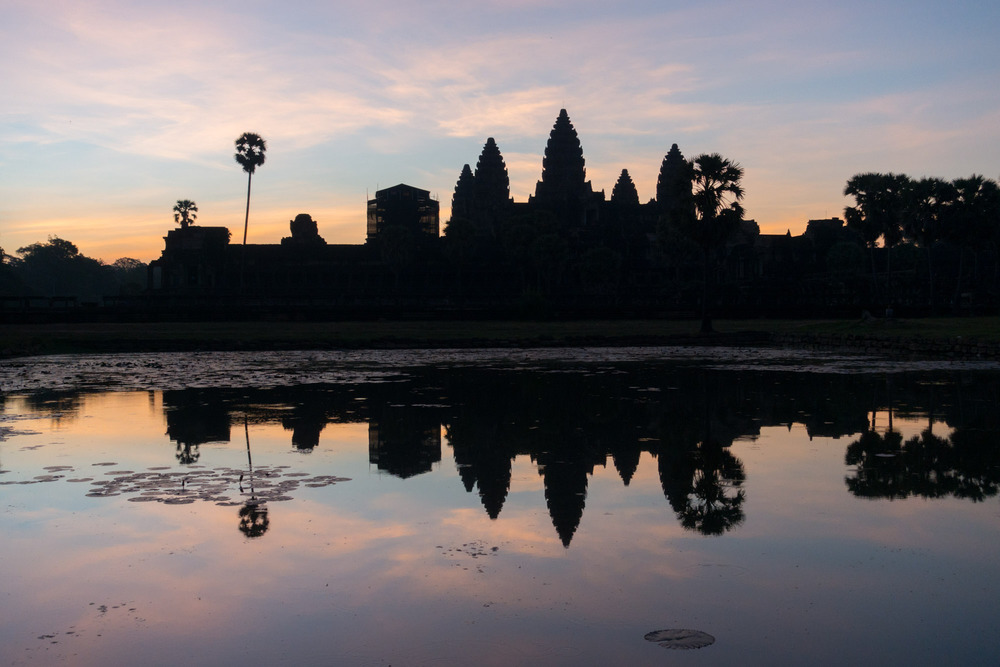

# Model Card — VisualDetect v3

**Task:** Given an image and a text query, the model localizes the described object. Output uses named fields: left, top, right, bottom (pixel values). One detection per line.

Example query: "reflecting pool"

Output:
left=2, top=347, right=1000, bottom=665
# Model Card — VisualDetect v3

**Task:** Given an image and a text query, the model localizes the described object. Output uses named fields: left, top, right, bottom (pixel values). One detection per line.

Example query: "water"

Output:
left=2, top=347, right=1000, bottom=666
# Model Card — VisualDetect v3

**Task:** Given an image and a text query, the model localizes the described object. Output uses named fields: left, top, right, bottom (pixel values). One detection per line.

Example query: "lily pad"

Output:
left=644, top=629, right=715, bottom=650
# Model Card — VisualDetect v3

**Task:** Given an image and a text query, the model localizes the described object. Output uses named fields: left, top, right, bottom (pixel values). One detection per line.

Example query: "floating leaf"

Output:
left=644, top=629, right=715, bottom=650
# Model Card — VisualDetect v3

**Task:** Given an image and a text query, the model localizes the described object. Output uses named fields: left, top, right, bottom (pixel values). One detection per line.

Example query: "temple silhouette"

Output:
left=6, top=108, right=998, bottom=319
left=144, top=109, right=868, bottom=318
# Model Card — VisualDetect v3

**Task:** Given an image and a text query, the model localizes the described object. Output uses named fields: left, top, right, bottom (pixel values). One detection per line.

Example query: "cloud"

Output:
left=4, top=0, right=1000, bottom=257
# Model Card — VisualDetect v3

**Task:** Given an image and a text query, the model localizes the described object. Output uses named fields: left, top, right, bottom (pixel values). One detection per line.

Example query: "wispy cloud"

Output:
left=3, top=0, right=999, bottom=257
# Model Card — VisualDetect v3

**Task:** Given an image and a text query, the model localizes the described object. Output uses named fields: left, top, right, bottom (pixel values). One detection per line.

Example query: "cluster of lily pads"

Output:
left=2, top=462, right=349, bottom=506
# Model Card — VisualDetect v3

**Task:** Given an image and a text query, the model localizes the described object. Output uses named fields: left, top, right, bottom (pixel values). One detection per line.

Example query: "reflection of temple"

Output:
left=368, top=411, right=442, bottom=479
left=141, top=364, right=1000, bottom=546
left=534, top=445, right=605, bottom=547
left=450, top=429, right=512, bottom=520
left=280, top=402, right=329, bottom=453
left=163, top=389, right=232, bottom=464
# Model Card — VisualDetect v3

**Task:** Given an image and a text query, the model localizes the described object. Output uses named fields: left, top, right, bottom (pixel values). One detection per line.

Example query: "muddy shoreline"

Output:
left=2, top=319, right=998, bottom=360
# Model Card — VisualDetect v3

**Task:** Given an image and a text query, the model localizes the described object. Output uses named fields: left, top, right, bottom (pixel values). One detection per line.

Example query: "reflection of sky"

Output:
left=2, top=1, right=999, bottom=262
left=3, top=390, right=1000, bottom=664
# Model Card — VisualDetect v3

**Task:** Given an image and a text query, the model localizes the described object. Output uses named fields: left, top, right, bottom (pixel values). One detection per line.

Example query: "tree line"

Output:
left=843, top=172, right=1000, bottom=310
left=0, top=237, right=147, bottom=303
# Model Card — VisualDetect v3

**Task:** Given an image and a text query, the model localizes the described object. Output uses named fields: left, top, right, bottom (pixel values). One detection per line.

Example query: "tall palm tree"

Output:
left=172, top=199, right=198, bottom=229
left=947, top=175, right=1000, bottom=307
left=686, top=153, right=744, bottom=333
left=844, top=172, right=908, bottom=308
left=234, top=132, right=267, bottom=287
left=903, top=177, right=954, bottom=309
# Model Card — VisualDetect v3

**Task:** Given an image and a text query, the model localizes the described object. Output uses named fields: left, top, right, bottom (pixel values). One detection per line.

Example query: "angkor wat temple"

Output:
left=146, top=109, right=942, bottom=318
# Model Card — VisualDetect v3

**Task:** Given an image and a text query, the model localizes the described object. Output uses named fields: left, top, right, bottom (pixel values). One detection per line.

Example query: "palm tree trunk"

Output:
left=868, top=244, right=879, bottom=306
left=953, top=248, right=965, bottom=310
left=885, top=242, right=893, bottom=312
left=925, top=245, right=935, bottom=310
left=700, top=249, right=713, bottom=334
left=241, top=172, right=252, bottom=290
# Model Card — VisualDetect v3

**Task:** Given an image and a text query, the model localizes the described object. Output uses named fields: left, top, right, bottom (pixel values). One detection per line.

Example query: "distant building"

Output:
left=366, top=184, right=440, bottom=242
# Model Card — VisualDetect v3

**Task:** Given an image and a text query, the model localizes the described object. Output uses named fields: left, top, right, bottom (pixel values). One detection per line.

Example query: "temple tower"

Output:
left=531, top=109, right=596, bottom=227
left=451, top=164, right=476, bottom=222
left=656, top=143, right=693, bottom=226
left=611, top=169, right=640, bottom=208
left=472, top=137, right=513, bottom=236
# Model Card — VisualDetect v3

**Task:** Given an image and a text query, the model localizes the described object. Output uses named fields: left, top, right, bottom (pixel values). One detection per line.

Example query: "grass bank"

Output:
left=1, top=317, right=998, bottom=359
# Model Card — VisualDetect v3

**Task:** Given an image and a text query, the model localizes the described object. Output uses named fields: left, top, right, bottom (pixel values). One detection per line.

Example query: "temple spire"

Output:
left=611, top=169, right=640, bottom=207
left=535, top=109, right=588, bottom=200
left=450, top=164, right=475, bottom=222
left=656, top=143, right=693, bottom=224
left=471, top=137, right=512, bottom=236
left=532, top=109, right=595, bottom=226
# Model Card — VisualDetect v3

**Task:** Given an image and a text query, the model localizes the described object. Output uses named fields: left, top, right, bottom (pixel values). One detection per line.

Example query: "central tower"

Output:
left=530, top=109, right=597, bottom=227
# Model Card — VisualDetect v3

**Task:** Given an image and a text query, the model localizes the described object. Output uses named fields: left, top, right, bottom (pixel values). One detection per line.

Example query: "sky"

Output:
left=2, top=0, right=999, bottom=263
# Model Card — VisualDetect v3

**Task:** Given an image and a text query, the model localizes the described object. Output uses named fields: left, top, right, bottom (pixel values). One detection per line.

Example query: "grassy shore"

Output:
left=1, top=316, right=998, bottom=358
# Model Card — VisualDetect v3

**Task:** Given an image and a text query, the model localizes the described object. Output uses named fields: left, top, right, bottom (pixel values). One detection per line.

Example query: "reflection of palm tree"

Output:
left=845, top=426, right=907, bottom=499
left=176, top=442, right=199, bottom=464
left=658, top=440, right=746, bottom=535
left=677, top=442, right=745, bottom=535
left=940, top=427, right=1000, bottom=502
left=175, top=440, right=200, bottom=464
left=845, top=423, right=1000, bottom=503
left=238, top=502, right=270, bottom=538
left=238, top=415, right=270, bottom=538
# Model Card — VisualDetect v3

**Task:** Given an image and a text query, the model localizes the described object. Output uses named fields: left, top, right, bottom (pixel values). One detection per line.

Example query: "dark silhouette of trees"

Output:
left=172, top=199, right=198, bottom=229
left=833, top=171, right=1000, bottom=311
left=947, top=175, right=1000, bottom=306
left=14, top=237, right=116, bottom=301
left=110, top=257, right=147, bottom=294
left=0, top=245, right=26, bottom=295
left=844, top=172, right=908, bottom=308
left=684, top=153, right=745, bottom=333
left=5, top=237, right=147, bottom=300
left=904, top=177, right=954, bottom=308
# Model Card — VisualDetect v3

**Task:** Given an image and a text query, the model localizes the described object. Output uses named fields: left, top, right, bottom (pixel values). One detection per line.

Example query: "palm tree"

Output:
left=234, top=132, right=267, bottom=287
left=903, top=178, right=954, bottom=309
left=947, top=175, right=1000, bottom=308
left=844, top=173, right=908, bottom=309
left=172, top=199, right=198, bottom=229
left=685, top=153, right=745, bottom=333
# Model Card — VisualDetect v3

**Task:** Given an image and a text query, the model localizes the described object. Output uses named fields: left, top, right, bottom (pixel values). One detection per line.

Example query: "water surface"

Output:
left=2, top=347, right=999, bottom=665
